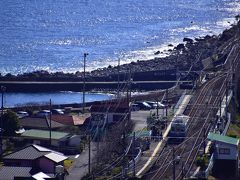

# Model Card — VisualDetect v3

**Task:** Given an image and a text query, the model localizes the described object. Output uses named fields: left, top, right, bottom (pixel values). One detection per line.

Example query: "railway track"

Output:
left=149, top=74, right=227, bottom=180
left=148, top=42, right=240, bottom=179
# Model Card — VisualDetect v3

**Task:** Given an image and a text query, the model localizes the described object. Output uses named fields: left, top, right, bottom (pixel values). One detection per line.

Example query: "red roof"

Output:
left=90, top=101, right=129, bottom=113
left=52, top=114, right=90, bottom=126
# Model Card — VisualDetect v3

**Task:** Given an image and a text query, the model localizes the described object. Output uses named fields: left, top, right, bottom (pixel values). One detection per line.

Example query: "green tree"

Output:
left=1, top=110, right=20, bottom=136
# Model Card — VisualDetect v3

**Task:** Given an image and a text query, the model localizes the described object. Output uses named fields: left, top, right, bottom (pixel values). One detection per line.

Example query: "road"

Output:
left=66, top=142, right=96, bottom=180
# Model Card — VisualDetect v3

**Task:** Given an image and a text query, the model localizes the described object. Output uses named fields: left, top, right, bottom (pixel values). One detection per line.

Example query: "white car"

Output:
left=17, top=111, right=29, bottom=119
left=36, top=110, right=51, bottom=117
left=52, top=109, right=64, bottom=115
left=146, top=101, right=166, bottom=109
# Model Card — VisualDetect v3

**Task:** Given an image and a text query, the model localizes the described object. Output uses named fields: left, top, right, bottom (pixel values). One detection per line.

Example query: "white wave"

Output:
left=216, top=17, right=237, bottom=28
left=172, top=25, right=210, bottom=33
left=225, top=2, right=240, bottom=13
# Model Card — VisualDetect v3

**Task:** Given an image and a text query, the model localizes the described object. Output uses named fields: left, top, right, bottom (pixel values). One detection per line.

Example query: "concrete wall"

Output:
left=37, top=157, right=55, bottom=173
left=215, top=142, right=238, bottom=160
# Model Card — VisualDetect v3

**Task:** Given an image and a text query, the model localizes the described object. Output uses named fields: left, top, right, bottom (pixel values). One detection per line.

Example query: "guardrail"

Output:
left=204, top=154, right=214, bottom=177
left=129, top=148, right=142, bottom=168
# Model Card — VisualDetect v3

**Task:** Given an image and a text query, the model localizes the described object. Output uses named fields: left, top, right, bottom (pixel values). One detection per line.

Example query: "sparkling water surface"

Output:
left=0, top=0, right=239, bottom=107
left=2, top=92, right=113, bottom=108
left=0, top=0, right=239, bottom=75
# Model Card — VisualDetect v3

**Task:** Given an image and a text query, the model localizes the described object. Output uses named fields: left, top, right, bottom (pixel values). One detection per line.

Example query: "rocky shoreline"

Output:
left=1, top=18, right=240, bottom=85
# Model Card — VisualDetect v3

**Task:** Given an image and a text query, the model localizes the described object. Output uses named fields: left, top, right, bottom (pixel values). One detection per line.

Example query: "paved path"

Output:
left=66, top=142, right=96, bottom=180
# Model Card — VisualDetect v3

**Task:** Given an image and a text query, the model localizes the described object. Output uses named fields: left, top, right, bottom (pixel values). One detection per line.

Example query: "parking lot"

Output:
left=131, top=108, right=168, bottom=131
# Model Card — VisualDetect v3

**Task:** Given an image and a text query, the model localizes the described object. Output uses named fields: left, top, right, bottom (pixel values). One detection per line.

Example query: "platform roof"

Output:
left=208, top=132, right=239, bottom=146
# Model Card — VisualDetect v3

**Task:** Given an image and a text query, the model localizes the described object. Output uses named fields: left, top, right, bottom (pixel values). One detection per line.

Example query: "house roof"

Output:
left=19, top=117, right=65, bottom=130
left=21, top=129, right=69, bottom=140
left=0, top=166, right=32, bottom=179
left=90, top=101, right=129, bottom=113
left=44, top=152, right=68, bottom=163
left=208, top=132, right=239, bottom=146
left=52, top=114, right=90, bottom=126
left=129, top=130, right=151, bottom=138
left=32, top=172, right=51, bottom=180
left=4, top=144, right=68, bottom=163
left=3, top=145, right=48, bottom=160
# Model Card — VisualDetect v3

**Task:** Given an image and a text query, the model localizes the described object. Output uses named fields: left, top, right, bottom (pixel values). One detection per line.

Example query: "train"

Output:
left=168, top=115, right=190, bottom=144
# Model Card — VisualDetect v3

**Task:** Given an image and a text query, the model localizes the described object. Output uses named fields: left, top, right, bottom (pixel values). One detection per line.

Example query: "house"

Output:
left=20, top=129, right=70, bottom=147
left=19, top=117, right=65, bottom=130
left=0, top=166, right=32, bottom=179
left=0, top=166, right=55, bottom=180
left=52, top=114, right=90, bottom=126
left=18, top=129, right=82, bottom=153
left=208, top=132, right=239, bottom=176
left=2, top=144, right=68, bottom=174
left=90, top=101, right=129, bottom=127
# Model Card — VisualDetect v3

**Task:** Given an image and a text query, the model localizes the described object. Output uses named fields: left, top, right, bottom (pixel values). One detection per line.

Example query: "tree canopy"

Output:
left=1, top=110, right=20, bottom=136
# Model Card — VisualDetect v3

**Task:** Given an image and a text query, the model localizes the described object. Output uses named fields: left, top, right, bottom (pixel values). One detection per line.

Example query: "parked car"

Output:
left=146, top=101, right=166, bottom=109
left=36, top=110, right=51, bottom=117
left=131, top=103, right=140, bottom=111
left=134, top=102, right=151, bottom=110
left=16, top=111, right=29, bottom=119
left=52, top=109, right=64, bottom=115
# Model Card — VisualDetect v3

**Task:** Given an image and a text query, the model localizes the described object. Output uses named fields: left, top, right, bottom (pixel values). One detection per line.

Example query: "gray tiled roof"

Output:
left=3, top=146, right=48, bottom=160
left=0, top=166, right=32, bottom=180
left=20, top=117, right=65, bottom=129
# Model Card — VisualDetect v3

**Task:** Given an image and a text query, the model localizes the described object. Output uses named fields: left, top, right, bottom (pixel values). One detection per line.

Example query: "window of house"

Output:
left=219, top=148, right=230, bottom=155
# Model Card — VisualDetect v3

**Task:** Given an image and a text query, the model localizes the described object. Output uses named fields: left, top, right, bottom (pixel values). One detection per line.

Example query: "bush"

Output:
left=196, top=155, right=208, bottom=170
left=228, top=133, right=237, bottom=138
left=111, top=167, right=122, bottom=176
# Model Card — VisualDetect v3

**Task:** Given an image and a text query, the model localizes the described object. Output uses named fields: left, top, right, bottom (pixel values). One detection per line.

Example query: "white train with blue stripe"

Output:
left=168, top=115, right=190, bottom=143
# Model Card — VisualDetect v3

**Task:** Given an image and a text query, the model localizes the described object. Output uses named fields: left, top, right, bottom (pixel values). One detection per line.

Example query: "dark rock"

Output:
left=183, top=37, right=194, bottom=43
left=168, top=44, right=174, bottom=47
left=204, top=35, right=212, bottom=40
left=195, top=38, right=204, bottom=41
left=175, top=44, right=185, bottom=50
left=154, top=51, right=160, bottom=55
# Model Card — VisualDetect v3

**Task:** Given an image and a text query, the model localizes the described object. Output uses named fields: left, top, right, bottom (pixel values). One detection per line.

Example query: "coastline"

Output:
left=0, top=18, right=240, bottom=92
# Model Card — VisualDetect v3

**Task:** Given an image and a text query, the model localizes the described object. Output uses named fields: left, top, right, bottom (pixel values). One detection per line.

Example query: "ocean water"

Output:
left=0, top=0, right=239, bottom=75
left=2, top=91, right=113, bottom=107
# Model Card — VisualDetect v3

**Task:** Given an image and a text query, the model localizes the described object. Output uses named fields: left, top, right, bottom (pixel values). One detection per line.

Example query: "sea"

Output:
left=0, top=0, right=239, bottom=107
left=2, top=92, right=113, bottom=108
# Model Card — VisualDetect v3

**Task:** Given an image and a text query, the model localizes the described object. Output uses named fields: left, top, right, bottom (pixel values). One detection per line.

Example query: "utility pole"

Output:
left=117, top=58, right=120, bottom=98
left=225, top=80, right=229, bottom=121
left=83, top=53, right=88, bottom=114
left=172, top=147, right=176, bottom=180
left=156, top=99, right=159, bottom=118
left=219, top=97, right=222, bottom=118
left=0, top=86, right=6, bottom=157
left=165, top=89, right=168, bottom=117
left=88, top=134, right=91, bottom=175
left=203, top=128, right=206, bottom=154
left=127, top=67, right=132, bottom=122
left=49, top=99, right=52, bottom=146
left=181, top=161, right=184, bottom=180
left=132, top=132, right=136, bottom=177
left=122, top=132, right=127, bottom=179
